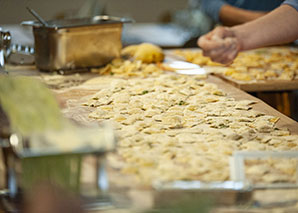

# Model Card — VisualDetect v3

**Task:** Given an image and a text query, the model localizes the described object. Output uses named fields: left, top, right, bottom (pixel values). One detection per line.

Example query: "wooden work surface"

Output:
left=53, top=73, right=298, bottom=213
left=3, top=57, right=298, bottom=213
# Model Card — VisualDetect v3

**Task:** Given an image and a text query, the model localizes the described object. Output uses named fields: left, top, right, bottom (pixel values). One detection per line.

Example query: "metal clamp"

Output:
left=6, top=44, right=35, bottom=65
left=0, top=28, right=11, bottom=69
left=0, top=28, right=35, bottom=70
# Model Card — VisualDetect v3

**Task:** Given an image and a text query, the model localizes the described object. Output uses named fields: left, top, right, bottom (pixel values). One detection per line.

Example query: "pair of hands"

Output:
left=197, top=27, right=242, bottom=64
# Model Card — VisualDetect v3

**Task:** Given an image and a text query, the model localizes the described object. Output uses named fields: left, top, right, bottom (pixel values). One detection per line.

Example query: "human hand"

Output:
left=197, top=26, right=241, bottom=64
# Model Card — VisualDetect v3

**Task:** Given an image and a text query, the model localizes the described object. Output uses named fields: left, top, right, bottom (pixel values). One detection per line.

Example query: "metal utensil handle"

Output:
left=26, top=7, right=48, bottom=27
left=94, top=15, right=135, bottom=23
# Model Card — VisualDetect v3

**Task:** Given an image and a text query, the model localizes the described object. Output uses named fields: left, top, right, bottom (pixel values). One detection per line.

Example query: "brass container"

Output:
left=22, top=16, right=131, bottom=71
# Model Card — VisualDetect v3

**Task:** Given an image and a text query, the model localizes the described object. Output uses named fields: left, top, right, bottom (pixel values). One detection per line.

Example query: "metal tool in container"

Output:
left=22, top=15, right=132, bottom=72
left=26, top=7, right=49, bottom=28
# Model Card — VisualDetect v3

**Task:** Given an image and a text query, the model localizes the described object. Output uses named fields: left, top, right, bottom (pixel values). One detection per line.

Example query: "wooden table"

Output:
left=3, top=56, right=298, bottom=213
left=53, top=73, right=298, bottom=213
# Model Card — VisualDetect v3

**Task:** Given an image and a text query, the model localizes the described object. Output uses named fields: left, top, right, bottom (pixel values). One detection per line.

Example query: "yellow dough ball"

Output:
left=121, top=45, right=139, bottom=57
left=134, top=43, right=164, bottom=63
left=121, top=43, right=164, bottom=63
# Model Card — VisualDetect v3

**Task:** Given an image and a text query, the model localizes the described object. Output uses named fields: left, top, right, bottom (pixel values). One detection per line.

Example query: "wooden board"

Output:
left=166, top=48, right=298, bottom=92
left=214, top=73, right=298, bottom=92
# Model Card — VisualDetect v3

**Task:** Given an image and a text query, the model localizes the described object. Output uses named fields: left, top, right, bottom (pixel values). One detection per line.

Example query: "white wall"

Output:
left=0, top=0, right=188, bottom=24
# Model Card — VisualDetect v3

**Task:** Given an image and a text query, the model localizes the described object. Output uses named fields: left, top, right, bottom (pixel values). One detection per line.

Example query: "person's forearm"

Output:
left=232, top=5, right=298, bottom=51
left=219, top=5, right=266, bottom=26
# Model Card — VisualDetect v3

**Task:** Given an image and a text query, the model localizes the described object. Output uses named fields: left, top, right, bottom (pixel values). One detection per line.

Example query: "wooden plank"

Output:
left=214, top=73, right=298, bottom=92
left=165, top=48, right=298, bottom=92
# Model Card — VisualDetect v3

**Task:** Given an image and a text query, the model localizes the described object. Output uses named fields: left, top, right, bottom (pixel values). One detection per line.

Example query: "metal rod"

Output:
left=26, top=7, right=48, bottom=27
